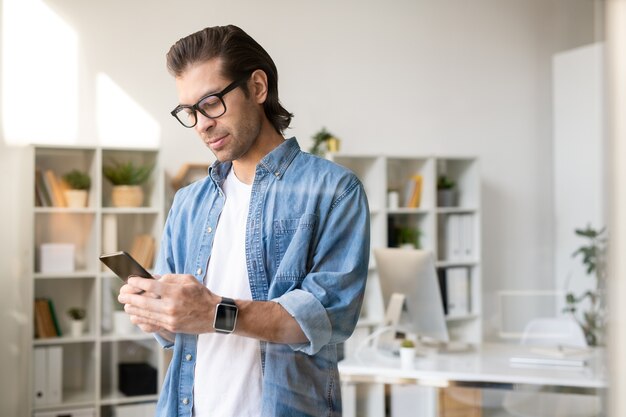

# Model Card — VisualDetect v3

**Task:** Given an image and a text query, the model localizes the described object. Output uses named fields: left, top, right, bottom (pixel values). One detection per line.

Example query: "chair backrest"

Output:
left=521, top=317, right=587, bottom=347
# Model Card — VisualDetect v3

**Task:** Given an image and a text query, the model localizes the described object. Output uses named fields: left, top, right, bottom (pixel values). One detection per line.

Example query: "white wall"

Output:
left=0, top=0, right=597, bottom=415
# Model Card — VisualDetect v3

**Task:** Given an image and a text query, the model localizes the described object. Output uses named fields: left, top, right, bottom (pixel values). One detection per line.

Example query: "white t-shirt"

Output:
left=193, top=168, right=263, bottom=417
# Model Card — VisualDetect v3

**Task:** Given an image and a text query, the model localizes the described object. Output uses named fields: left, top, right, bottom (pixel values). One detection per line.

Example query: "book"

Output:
left=34, top=299, right=58, bottom=338
left=43, top=170, right=67, bottom=207
left=407, top=175, right=423, bottom=208
left=35, top=169, right=52, bottom=207
left=47, top=299, right=62, bottom=337
left=130, top=234, right=156, bottom=269
left=402, top=174, right=423, bottom=208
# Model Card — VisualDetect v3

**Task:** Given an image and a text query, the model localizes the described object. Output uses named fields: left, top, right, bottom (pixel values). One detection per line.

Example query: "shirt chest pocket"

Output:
left=273, top=214, right=318, bottom=282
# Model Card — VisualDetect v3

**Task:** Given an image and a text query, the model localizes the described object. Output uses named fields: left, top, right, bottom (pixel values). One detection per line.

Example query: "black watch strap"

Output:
left=221, top=297, right=236, bottom=306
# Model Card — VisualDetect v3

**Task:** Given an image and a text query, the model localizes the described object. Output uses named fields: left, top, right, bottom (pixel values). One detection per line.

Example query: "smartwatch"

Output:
left=213, top=297, right=238, bottom=334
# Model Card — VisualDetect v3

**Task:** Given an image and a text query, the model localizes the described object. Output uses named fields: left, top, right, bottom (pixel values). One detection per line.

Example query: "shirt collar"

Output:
left=208, top=137, right=300, bottom=183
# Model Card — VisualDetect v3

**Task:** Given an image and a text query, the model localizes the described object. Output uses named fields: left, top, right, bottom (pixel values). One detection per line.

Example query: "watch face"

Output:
left=214, top=303, right=238, bottom=333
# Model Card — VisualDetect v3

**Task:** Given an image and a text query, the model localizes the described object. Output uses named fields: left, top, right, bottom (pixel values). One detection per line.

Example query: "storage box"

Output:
left=118, top=363, right=157, bottom=396
left=34, top=407, right=95, bottom=417
left=40, top=243, right=75, bottom=273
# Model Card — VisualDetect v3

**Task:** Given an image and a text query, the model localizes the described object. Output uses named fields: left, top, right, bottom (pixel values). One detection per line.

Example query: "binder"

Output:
left=33, top=347, right=48, bottom=406
left=47, top=346, right=63, bottom=404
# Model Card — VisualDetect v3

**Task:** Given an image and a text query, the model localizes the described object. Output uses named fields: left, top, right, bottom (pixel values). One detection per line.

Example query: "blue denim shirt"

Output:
left=153, top=138, right=370, bottom=417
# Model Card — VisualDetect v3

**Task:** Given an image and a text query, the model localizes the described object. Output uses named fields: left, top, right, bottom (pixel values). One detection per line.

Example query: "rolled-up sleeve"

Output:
left=274, top=178, right=370, bottom=355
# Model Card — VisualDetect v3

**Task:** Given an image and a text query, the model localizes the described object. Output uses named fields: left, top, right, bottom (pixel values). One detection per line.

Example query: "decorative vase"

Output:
left=112, top=185, right=144, bottom=207
left=64, top=189, right=88, bottom=208
left=113, top=310, right=136, bottom=334
left=400, top=347, right=416, bottom=369
left=70, top=319, right=86, bottom=337
left=437, top=189, right=458, bottom=207
left=326, top=137, right=340, bottom=153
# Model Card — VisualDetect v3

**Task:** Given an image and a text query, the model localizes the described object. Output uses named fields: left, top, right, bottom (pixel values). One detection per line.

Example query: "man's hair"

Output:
left=166, top=25, right=293, bottom=134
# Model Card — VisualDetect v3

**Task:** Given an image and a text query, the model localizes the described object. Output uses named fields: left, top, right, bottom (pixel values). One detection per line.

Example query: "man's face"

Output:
left=175, top=58, right=262, bottom=162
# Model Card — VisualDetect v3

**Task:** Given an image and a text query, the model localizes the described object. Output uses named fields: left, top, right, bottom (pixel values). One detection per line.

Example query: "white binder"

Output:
left=47, top=346, right=63, bottom=404
left=33, top=347, right=48, bottom=406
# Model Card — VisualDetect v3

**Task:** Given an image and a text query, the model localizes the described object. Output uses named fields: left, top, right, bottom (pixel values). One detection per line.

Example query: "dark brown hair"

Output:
left=166, top=25, right=293, bottom=134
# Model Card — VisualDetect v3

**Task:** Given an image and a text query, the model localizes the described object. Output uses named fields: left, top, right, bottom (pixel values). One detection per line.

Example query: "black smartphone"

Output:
left=99, top=251, right=153, bottom=282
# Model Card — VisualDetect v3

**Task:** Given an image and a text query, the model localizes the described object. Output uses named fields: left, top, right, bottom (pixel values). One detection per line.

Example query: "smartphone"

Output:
left=99, top=251, right=153, bottom=283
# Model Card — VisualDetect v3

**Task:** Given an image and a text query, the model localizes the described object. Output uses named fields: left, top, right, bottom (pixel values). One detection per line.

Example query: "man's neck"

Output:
left=232, top=126, right=284, bottom=185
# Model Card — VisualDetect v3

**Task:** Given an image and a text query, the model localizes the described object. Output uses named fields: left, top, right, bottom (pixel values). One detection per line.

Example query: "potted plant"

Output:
left=399, top=339, right=416, bottom=369
left=309, top=127, right=340, bottom=156
left=66, top=307, right=86, bottom=337
left=110, top=282, right=135, bottom=334
left=563, top=224, right=608, bottom=346
left=437, top=174, right=457, bottom=207
left=62, top=169, right=91, bottom=208
left=103, top=160, right=154, bottom=207
left=397, top=226, right=421, bottom=249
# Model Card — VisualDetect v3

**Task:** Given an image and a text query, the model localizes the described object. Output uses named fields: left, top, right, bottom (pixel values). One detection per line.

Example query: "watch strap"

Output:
left=220, top=297, right=236, bottom=306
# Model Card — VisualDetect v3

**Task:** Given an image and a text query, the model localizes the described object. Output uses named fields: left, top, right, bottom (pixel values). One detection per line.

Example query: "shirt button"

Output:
left=274, top=172, right=280, bottom=177
left=182, top=398, right=189, bottom=405
left=186, top=354, right=192, bottom=361
left=207, top=226, right=213, bottom=233
left=196, top=268, right=202, bottom=275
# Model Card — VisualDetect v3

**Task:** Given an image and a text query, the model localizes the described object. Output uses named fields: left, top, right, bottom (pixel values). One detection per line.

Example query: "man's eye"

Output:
left=199, top=96, right=221, bottom=111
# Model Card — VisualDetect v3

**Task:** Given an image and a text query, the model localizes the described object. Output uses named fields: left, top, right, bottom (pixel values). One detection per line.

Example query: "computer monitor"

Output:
left=373, top=248, right=449, bottom=344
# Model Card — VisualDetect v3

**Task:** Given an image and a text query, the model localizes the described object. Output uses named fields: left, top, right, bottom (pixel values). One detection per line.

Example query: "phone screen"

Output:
left=99, top=251, right=153, bottom=282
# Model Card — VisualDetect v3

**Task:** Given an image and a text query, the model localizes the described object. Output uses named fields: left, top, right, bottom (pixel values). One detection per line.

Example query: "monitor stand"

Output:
left=376, top=293, right=472, bottom=356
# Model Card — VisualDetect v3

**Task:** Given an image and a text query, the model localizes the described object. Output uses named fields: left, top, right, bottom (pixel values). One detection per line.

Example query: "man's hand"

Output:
left=118, top=274, right=220, bottom=334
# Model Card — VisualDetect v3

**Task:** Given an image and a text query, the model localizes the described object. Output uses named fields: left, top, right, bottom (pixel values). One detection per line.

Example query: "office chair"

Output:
left=502, top=317, right=602, bottom=417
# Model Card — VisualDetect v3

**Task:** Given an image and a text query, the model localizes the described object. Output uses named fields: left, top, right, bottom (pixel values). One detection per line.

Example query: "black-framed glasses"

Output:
left=170, top=77, right=248, bottom=128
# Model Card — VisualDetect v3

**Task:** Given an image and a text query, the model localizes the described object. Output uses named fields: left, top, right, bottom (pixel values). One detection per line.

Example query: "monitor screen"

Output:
left=373, top=248, right=449, bottom=343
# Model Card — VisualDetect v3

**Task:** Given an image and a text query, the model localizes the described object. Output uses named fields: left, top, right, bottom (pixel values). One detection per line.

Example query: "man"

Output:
left=118, top=25, right=370, bottom=417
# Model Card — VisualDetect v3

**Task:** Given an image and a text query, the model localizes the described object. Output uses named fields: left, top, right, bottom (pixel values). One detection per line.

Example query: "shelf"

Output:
left=34, top=207, right=98, bottom=214
left=436, top=207, right=479, bottom=214
left=436, top=260, right=479, bottom=268
left=100, top=332, right=155, bottom=342
left=101, top=207, right=161, bottom=214
left=356, top=318, right=382, bottom=328
left=27, top=144, right=166, bottom=417
left=99, top=393, right=159, bottom=406
left=35, top=271, right=98, bottom=279
left=387, top=208, right=431, bottom=214
left=33, top=335, right=97, bottom=345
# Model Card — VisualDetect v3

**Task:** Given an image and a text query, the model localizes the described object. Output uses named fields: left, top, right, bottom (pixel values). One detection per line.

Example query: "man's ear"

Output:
left=249, top=69, right=268, bottom=104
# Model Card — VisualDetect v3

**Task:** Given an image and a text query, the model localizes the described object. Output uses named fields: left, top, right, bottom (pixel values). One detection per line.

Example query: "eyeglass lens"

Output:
left=176, top=95, right=226, bottom=127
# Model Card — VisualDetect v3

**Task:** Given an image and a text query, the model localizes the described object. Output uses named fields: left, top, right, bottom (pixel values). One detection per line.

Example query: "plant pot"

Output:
left=64, top=189, right=88, bottom=208
left=437, top=189, right=458, bottom=207
left=400, top=347, right=416, bottom=369
left=113, top=310, right=136, bottom=334
left=112, top=185, right=144, bottom=207
left=70, top=319, right=86, bottom=337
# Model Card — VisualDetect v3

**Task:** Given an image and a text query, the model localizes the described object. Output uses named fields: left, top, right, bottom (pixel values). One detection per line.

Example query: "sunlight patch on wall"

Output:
left=96, top=73, right=160, bottom=148
left=2, top=0, right=78, bottom=145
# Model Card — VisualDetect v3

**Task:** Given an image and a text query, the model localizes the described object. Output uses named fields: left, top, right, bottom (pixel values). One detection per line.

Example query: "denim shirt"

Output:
left=153, top=138, right=370, bottom=417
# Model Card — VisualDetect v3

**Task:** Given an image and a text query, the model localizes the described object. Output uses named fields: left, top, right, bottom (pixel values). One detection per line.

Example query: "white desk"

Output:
left=339, top=343, right=607, bottom=417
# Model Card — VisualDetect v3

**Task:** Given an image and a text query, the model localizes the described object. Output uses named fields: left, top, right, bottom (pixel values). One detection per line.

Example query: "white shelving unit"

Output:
left=25, top=145, right=168, bottom=417
left=330, top=153, right=481, bottom=417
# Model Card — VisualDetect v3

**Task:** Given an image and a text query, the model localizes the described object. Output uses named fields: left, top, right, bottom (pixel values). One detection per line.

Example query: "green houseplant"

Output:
left=437, top=174, right=457, bottom=207
left=66, top=307, right=86, bottom=337
left=62, top=169, right=91, bottom=208
left=103, top=160, right=154, bottom=207
left=563, top=224, right=607, bottom=346
left=397, top=226, right=421, bottom=249
left=309, top=127, right=340, bottom=156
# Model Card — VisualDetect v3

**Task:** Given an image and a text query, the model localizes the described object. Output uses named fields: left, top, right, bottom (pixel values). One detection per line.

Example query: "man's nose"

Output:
left=194, top=111, right=216, bottom=133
